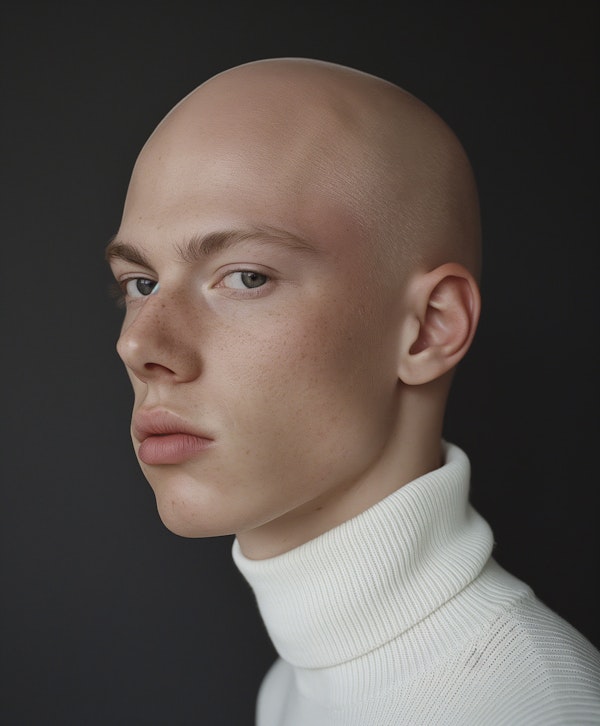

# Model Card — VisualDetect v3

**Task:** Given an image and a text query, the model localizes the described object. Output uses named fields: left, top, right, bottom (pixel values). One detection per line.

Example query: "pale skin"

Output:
left=107, top=58, right=481, bottom=560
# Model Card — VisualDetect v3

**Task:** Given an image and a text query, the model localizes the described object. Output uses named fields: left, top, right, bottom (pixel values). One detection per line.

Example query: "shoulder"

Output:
left=450, top=592, right=600, bottom=724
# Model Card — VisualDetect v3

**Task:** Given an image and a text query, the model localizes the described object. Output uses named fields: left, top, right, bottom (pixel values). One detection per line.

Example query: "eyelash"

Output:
left=108, top=269, right=272, bottom=308
left=108, top=277, right=158, bottom=308
left=218, top=270, right=271, bottom=294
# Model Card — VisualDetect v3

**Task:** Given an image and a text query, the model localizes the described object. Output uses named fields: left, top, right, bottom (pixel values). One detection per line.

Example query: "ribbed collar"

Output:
left=232, top=442, right=493, bottom=669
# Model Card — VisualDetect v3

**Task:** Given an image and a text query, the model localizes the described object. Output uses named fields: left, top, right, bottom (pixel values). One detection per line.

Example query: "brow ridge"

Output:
left=105, top=226, right=317, bottom=266
left=177, top=226, right=317, bottom=262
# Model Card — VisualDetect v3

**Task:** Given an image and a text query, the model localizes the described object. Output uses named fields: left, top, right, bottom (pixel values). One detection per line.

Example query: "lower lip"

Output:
left=138, top=434, right=214, bottom=465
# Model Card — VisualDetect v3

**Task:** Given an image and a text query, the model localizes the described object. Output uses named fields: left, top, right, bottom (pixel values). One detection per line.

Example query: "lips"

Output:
left=133, top=409, right=214, bottom=465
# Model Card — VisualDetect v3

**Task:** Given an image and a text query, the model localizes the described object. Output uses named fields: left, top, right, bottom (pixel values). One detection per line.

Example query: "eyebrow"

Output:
left=105, top=226, right=318, bottom=266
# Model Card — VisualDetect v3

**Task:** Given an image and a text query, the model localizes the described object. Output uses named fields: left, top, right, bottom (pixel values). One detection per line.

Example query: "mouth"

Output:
left=132, top=408, right=214, bottom=465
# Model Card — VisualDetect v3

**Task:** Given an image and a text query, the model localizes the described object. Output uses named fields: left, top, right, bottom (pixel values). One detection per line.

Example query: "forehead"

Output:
left=120, top=116, right=371, bottom=262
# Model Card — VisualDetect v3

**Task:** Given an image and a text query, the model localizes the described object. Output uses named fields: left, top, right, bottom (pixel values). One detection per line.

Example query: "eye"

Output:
left=125, top=278, right=159, bottom=298
left=222, top=271, right=269, bottom=290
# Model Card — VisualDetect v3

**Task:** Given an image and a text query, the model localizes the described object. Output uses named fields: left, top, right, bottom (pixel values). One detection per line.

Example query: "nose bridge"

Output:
left=117, top=286, right=201, bottom=382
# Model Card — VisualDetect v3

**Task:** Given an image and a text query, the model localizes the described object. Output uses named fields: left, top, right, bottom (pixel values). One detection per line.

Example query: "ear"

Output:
left=398, top=263, right=481, bottom=386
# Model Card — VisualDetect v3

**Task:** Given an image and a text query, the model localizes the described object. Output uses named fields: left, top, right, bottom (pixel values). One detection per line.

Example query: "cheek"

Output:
left=137, top=297, right=399, bottom=536
left=216, top=298, right=396, bottom=448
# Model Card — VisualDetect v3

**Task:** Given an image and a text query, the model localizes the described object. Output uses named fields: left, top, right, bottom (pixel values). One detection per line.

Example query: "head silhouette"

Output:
left=108, top=58, right=481, bottom=558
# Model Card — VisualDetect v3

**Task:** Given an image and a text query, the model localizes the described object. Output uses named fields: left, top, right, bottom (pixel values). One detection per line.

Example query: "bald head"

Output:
left=112, top=59, right=483, bottom=553
left=124, top=58, right=481, bottom=285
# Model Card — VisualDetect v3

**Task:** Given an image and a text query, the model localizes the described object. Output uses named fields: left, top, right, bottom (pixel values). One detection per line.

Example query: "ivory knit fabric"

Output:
left=233, top=442, right=600, bottom=725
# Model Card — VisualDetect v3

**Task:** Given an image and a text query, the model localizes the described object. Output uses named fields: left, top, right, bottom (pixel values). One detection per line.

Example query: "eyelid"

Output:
left=125, top=279, right=160, bottom=297
left=111, top=273, right=159, bottom=307
left=221, top=270, right=268, bottom=286
left=214, top=265, right=276, bottom=296
left=215, top=261, right=277, bottom=278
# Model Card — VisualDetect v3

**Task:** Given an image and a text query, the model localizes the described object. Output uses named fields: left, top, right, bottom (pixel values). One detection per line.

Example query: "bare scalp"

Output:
left=131, top=58, right=481, bottom=289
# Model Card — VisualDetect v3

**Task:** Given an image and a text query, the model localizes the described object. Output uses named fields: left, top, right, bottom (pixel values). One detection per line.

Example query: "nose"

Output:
left=116, top=292, right=202, bottom=384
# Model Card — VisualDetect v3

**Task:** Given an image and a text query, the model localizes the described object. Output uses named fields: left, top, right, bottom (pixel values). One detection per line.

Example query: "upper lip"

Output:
left=132, top=408, right=213, bottom=443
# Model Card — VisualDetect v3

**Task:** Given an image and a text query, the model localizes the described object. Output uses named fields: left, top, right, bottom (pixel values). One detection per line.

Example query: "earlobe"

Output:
left=398, top=264, right=481, bottom=385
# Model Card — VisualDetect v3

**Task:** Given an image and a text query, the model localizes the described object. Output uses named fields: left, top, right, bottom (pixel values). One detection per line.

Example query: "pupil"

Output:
left=241, top=272, right=267, bottom=288
left=136, top=279, right=156, bottom=295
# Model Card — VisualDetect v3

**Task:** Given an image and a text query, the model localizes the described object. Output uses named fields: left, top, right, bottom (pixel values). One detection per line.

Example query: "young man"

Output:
left=107, top=58, right=600, bottom=724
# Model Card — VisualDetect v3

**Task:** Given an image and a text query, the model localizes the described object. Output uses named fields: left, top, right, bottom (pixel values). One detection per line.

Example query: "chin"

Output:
left=145, top=467, right=289, bottom=540
left=151, top=481, right=244, bottom=539
left=153, top=495, right=227, bottom=538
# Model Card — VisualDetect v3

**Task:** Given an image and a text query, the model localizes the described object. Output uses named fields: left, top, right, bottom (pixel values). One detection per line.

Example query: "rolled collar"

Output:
left=232, top=442, right=493, bottom=669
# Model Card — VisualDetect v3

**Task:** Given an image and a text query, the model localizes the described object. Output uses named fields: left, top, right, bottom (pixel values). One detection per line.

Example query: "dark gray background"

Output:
left=1, top=2, right=598, bottom=724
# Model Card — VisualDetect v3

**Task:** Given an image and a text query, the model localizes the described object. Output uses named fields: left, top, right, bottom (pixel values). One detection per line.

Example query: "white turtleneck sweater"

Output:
left=233, top=442, right=600, bottom=725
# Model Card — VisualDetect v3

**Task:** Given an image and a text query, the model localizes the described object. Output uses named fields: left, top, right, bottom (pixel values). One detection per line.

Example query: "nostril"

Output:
left=143, top=361, right=177, bottom=375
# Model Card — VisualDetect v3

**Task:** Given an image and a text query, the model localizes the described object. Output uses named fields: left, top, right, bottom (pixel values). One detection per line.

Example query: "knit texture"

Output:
left=233, top=442, right=600, bottom=725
